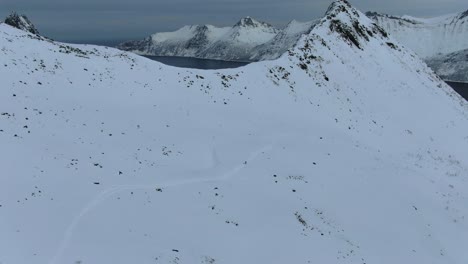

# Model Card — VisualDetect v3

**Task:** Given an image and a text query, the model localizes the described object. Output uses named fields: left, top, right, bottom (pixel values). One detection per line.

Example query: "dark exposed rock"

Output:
left=329, top=19, right=362, bottom=49
left=4, top=12, right=39, bottom=35
left=460, top=10, right=468, bottom=20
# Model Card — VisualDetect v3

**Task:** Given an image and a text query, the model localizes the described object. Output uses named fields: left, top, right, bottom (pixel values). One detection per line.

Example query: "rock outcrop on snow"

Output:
left=4, top=12, right=39, bottom=35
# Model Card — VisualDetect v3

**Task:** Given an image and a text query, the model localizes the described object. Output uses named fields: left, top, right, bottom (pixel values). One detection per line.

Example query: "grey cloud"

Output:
left=0, top=0, right=466, bottom=42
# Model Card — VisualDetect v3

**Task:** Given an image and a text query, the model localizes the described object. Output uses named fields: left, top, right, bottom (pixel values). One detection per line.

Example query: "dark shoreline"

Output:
left=143, top=55, right=250, bottom=70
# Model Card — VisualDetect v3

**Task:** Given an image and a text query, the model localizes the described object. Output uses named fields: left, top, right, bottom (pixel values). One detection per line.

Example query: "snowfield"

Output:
left=1, top=1, right=468, bottom=264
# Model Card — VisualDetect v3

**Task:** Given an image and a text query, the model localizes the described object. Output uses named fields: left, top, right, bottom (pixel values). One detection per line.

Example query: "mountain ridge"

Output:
left=117, top=16, right=311, bottom=61
left=117, top=8, right=468, bottom=64
left=117, top=16, right=277, bottom=61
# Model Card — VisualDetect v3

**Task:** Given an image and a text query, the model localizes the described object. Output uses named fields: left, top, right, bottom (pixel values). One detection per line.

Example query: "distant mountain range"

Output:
left=117, top=17, right=318, bottom=62
left=118, top=10, right=468, bottom=82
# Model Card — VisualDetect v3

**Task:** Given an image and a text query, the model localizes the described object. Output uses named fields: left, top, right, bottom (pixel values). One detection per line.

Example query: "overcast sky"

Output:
left=1, top=0, right=467, bottom=43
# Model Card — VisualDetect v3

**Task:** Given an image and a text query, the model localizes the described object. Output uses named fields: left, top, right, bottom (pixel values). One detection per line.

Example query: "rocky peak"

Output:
left=195, top=25, right=209, bottom=33
left=459, top=10, right=468, bottom=20
left=235, top=16, right=271, bottom=28
left=325, top=0, right=355, bottom=17
left=318, top=0, right=390, bottom=50
left=4, top=12, right=40, bottom=35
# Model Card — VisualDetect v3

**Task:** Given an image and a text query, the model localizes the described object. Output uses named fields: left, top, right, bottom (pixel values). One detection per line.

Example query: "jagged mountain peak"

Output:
left=191, top=24, right=210, bottom=32
left=323, top=0, right=366, bottom=27
left=317, top=0, right=389, bottom=50
left=4, top=12, right=39, bottom=35
left=325, top=0, right=356, bottom=17
left=235, top=16, right=273, bottom=28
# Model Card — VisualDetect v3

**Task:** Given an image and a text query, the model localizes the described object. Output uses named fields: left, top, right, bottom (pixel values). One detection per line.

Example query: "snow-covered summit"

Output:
left=3, top=12, right=39, bottom=35
left=234, top=16, right=272, bottom=28
left=1, top=1, right=468, bottom=263
left=222, top=16, right=278, bottom=44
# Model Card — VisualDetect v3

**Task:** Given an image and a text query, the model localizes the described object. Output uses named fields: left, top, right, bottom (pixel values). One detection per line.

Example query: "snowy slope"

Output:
left=1, top=1, right=468, bottom=264
left=366, top=10, right=468, bottom=59
left=426, top=49, right=468, bottom=82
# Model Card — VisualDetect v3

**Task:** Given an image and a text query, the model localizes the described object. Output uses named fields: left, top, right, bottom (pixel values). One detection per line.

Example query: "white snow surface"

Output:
left=1, top=1, right=468, bottom=264
left=368, top=10, right=468, bottom=58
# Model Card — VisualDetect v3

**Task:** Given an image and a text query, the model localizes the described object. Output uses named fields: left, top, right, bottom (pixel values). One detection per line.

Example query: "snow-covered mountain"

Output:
left=117, top=17, right=279, bottom=61
left=426, top=49, right=468, bottom=82
left=249, top=19, right=319, bottom=61
left=117, top=17, right=319, bottom=62
left=1, top=1, right=468, bottom=264
left=366, top=10, right=468, bottom=59
left=197, top=17, right=279, bottom=61
left=118, top=24, right=231, bottom=58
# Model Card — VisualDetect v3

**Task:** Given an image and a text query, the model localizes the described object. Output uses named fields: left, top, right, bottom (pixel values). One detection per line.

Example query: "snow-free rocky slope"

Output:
left=1, top=1, right=468, bottom=264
